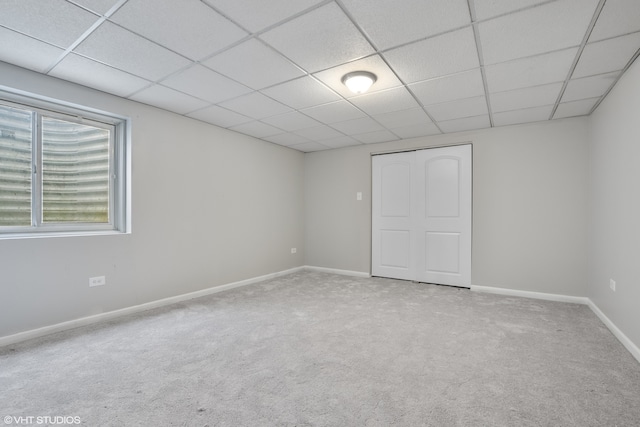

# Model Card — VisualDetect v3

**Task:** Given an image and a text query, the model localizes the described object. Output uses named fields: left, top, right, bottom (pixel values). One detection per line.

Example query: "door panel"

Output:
left=426, top=157, right=460, bottom=218
left=415, top=146, right=471, bottom=286
left=380, top=230, right=410, bottom=268
left=425, top=232, right=460, bottom=274
left=380, top=163, right=411, bottom=217
left=372, top=153, right=415, bottom=280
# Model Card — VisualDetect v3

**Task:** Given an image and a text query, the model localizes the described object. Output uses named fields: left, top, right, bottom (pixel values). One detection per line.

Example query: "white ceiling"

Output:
left=1, top=0, right=639, bottom=152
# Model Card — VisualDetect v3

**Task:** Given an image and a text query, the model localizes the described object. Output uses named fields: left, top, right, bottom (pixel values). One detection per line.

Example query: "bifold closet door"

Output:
left=371, top=145, right=471, bottom=287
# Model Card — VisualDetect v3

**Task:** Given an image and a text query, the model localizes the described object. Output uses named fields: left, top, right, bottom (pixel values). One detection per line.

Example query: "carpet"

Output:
left=1, top=271, right=639, bottom=426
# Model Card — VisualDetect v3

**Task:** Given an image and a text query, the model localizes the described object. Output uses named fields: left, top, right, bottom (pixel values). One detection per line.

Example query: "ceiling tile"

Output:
left=228, top=121, right=283, bottom=138
left=186, top=105, right=252, bottom=128
left=110, top=0, right=247, bottom=61
left=473, top=0, right=551, bottom=21
left=294, top=125, right=344, bottom=141
left=75, top=22, right=191, bottom=81
left=203, top=39, right=304, bottom=90
left=426, top=96, right=488, bottom=122
left=0, top=0, right=99, bottom=48
left=161, top=64, right=251, bottom=104
left=409, top=69, right=485, bottom=106
left=490, top=83, right=563, bottom=113
left=288, top=141, right=332, bottom=152
left=49, top=53, right=150, bottom=97
left=383, top=27, right=479, bottom=84
left=352, top=130, right=399, bottom=144
left=390, top=122, right=441, bottom=139
left=0, top=27, right=64, bottom=73
left=561, top=72, right=619, bottom=102
left=260, top=77, right=341, bottom=110
left=573, top=33, right=640, bottom=79
left=589, top=0, right=640, bottom=42
left=130, top=85, right=209, bottom=115
left=203, top=0, right=324, bottom=33
left=263, top=133, right=311, bottom=147
left=493, top=105, right=553, bottom=126
left=318, top=136, right=361, bottom=149
left=331, top=117, right=385, bottom=135
left=259, top=2, right=375, bottom=73
left=261, top=111, right=321, bottom=132
left=553, top=97, right=599, bottom=119
left=438, top=115, right=490, bottom=133
left=340, top=0, right=470, bottom=50
left=373, top=108, right=432, bottom=129
left=349, top=87, right=420, bottom=116
left=301, top=101, right=366, bottom=123
left=485, top=48, right=578, bottom=92
left=478, top=0, right=599, bottom=65
left=70, top=0, right=120, bottom=15
left=219, top=92, right=292, bottom=119
left=313, top=55, right=403, bottom=98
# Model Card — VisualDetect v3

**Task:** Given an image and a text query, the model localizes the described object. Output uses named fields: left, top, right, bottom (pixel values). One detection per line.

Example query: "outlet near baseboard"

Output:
left=89, top=276, right=106, bottom=287
left=610, top=279, right=616, bottom=291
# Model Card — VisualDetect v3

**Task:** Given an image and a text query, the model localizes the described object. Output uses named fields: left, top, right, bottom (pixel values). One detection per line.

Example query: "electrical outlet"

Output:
left=291, top=248, right=297, bottom=254
left=89, top=276, right=106, bottom=287
left=609, top=279, right=616, bottom=291
left=357, top=192, right=362, bottom=201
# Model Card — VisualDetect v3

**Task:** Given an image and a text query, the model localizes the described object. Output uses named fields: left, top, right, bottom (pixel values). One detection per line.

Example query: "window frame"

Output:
left=0, top=88, right=130, bottom=239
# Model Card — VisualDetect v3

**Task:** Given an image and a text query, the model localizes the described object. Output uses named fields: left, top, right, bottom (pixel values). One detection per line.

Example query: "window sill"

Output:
left=0, top=229, right=130, bottom=241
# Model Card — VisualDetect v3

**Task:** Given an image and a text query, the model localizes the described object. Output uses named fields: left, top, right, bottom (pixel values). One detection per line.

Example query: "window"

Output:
left=0, top=90, right=129, bottom=238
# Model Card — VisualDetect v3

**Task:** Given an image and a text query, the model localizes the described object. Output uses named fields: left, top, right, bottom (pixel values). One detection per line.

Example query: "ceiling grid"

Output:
left=1, top=0, right=639, bottom=152
left=548, top=0, right=608, bottom=120
left=467, top=0, right=494, bottom=128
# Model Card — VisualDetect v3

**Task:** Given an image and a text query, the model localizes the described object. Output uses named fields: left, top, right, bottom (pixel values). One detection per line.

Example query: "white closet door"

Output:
left=371, top=152, right=415, bottom=281
left=371, top=145, right=472, bottom=287
left=414, top=145, right=471, bottom=286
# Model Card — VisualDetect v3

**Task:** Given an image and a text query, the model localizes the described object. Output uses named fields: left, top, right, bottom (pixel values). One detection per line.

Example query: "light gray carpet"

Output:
left=1, top=271, right=640, bottom=426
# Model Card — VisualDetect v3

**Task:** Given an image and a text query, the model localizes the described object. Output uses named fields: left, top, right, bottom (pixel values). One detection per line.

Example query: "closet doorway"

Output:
left=371, top=144, right=472, bottom=287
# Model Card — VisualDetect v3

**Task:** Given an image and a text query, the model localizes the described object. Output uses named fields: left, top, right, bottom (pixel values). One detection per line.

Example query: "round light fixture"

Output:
left=341, top=71, right=377, bottom=94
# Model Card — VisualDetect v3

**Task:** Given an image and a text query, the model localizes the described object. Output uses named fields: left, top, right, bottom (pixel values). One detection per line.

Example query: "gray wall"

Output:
left=588, top=58, right=640, bottom=348
left=305, top=118, right=590, bottom=296
left=0, top=63, right=305, bottom=338
left=5, top=55, right=637, bottom=352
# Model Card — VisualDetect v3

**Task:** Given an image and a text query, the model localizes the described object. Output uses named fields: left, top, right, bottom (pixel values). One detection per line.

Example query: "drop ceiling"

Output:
left=1, top=0, right=639, bottom=152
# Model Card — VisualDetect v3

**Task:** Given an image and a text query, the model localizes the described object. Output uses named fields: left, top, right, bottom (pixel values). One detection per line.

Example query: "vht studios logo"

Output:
left=4, top=416, right=81, bottom=425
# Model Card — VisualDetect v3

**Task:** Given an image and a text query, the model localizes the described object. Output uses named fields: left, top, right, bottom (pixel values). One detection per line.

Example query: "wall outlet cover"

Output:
left=89, top=276, right=106, bottom=287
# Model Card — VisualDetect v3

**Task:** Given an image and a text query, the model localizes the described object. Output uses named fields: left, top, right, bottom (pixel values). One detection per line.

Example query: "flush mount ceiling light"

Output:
left=341, top=71, right=377, bottom=94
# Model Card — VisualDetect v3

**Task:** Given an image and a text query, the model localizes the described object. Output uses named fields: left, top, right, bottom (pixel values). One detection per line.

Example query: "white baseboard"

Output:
left=4, top=267, right=639, bottom=366
left=470, top=284, right=589, bottom=305
left=471, top=284, right=640, bottom=364
left=0, top=266, right=305, bottom=348
left=587, top=299, right=640, bottom=364
left=304, top=265, right=371, bottom=278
